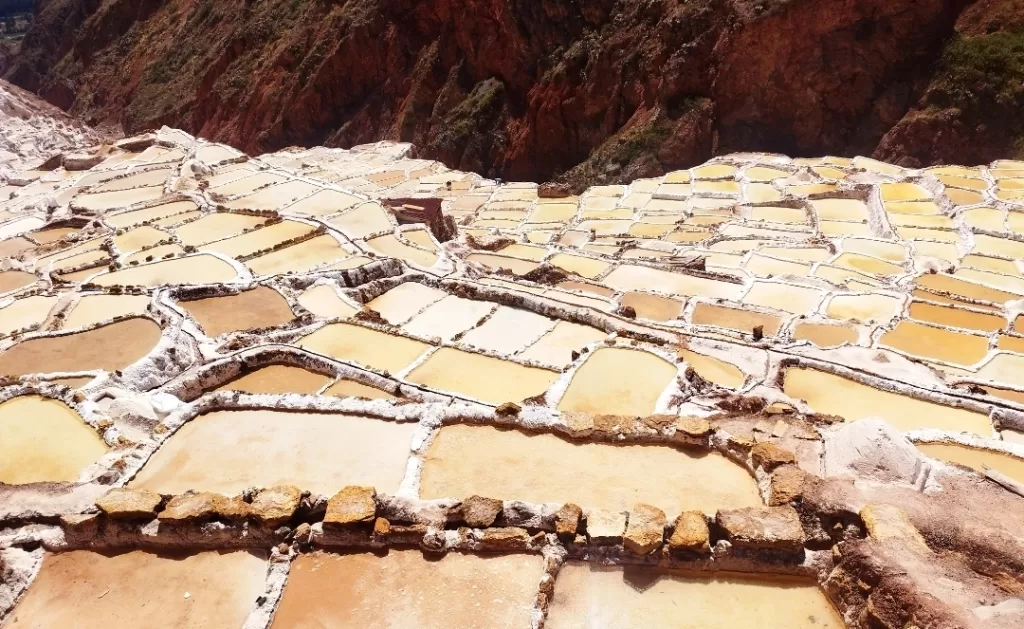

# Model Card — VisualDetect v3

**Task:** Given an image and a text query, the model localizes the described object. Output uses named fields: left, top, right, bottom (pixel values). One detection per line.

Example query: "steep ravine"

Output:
left=6, top=0, right=1020, bottom=186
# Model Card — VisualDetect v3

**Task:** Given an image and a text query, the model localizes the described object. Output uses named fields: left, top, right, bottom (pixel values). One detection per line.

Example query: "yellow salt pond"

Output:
left=181, top=286, right=295, bottom=337
left=558, top=347, right=676, bottom=416
left=917, top=442, right=1024, bottom=484
left=742, top=282, right=823, bottom=315
left=459, top=305, right=552, bottom=353
left=60, top=294, right=150, bottom=330
left=0, top=294, right=58, bottom=336
left=0, top=270, right=37, bottom=293
left=825, top=293, right=902, bottom=322
left=5, top=550, right=267, bottom=629
left=0, top=317, right=162, bottom=376
left=366, top=234, right=439, bottom=267
left=518, top=321, right=606, bottom=367
left=131, top=409, right=416, bottom=495
left=408, top=347, right=559, bottom=403
left=880, top=320, right=989, bottom=366
left=92, top=254, right=237, bottom=287
left=604, top=265, right=743, bottom=300
left=365, top=282, right=447, bottom=324
left=299, top=323, right=430, bottom=373
left=174, top=212, right=268, bottom=247
left=247, top=234, right=350, bottom=276
left=621, top=292, right=682, bottom=321
left=421, top=424, right=761, bottom=514
left=691, top=302, right=782, bottom=336
left=271, top=551, right=542, bottom=629
left=298, top=284, right=358, bottom=319
left=547, top=563, right=842, bottom=629
left=323, top=379, right=395, bottom=400
left=224, top=180, right=320, bottom=211
left=679, top=349, right=745, bottom=388
left=792, top=321, right=859, bottom=348
left=200, top=220, right=315, bottom=259
left=908, top=301, right=1005, bottom=333
left=783, top=368, right=992, bottom=435
left=0, top=395, right=108, bottom=484
left=73, top=186, right=164, bottom=211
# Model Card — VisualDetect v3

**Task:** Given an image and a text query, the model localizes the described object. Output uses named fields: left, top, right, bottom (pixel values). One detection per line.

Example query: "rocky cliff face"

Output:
left=6, top=0, right=1018, bottom=186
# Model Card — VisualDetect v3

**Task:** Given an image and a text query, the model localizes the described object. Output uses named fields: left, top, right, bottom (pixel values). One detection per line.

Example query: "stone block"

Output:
left=717, top=506, right=805, bottom=553
left=623, top=503, right=666, bottom=555
left=159, top=492, right=251, bottom=522
left=585, top=509, right=627, bottom=545
left=460, top=495, right=503, bottom=528
left=324, top=486, right=377, bottom=527
left=668, top=511, right=710, bottom=553
left=555, top=503, right=582, bottom=538
left=95, top=488, right=162, bottom=519
left=751, top=442, right=798, bottom=471
left=250, top=485, right=302, bottom=526
left=479, top=527, right=531, bottom=551
left=769, top=464, right=807, bottom=506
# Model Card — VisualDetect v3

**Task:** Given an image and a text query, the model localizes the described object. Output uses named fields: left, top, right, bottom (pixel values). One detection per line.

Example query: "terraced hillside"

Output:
left=0, top=96, right=1023, bottom=628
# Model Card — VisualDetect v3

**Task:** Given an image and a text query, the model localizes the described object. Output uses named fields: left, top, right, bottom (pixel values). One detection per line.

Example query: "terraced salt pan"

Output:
left=366, top=234, right=438, bottom=267
left=679, top=349, right=745, bottom=388
left=0, top=270, right=37, bottom=293
left=91, top=168, right=172, bottom=192
left=106, top=200, right=198, bottom=228
left=459, top=305, right=552, bottom=353
left=247, top=234, right=351, bottom=276
left=792, top=322, right=859, bottom=348
left=466, top=252, right=538, bottom=275
left=215, top=365, right=332, bottom=395
left=73, top=185, right=164, bottom=211
left=783, top=368, right=992, bottom=436
left=400, top=295, right=494, bottom=341
left=329, top=203, right=394, bottom=238
left=5, top=550, right=267, bottom=629
left=0, top=395, right=108, bottom=484
left=518, top=321, right=607, bottom=367
left=547, top=563, right=842, bottom=629
left=92, top=254, right=238, bottom=286
left=324, top=378, right=395, bottom=400
left=224, top=180, right=320, bottom=210
left=299, top=323, right=430, bottom=372
left=407, top=347, right=559, bottom=404
left=421, top=424, right=761, bottom=514
left=200, top=220, right=315, bottom=258
left=557, top=347, right=676, bottom=416
left=174, top=212, right=268, bottom=247
left=0, top=317, right=162, bottom=376
left=0, top=294, right=58, bottom=335
left=132, top=409, right=417, bottom=495
left=917, top=443, right=1024, bottom=484
left=880, top=320, right=989, bottom=366
left=365, top=282, right=447, bottom=324
left=285, top=189, right=361, bottom=216
left=180, top=286, right=295, bottom=337
left=209, top=172, right=286, bottom=195
left=604, top=265, right=743, bottom=300
left=691, top=302, right=782, bottom=336
left=297, top=285, right=358, bottom=319
left=271, top=551, right=543, bottom=629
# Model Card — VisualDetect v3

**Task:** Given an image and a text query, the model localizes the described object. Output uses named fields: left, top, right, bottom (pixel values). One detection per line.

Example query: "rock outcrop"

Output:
left=7, top=0, right=1013, bottom=188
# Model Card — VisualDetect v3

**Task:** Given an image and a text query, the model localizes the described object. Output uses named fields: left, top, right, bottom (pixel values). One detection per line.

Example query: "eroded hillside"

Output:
left=6, top=0, right=1023, bottom=187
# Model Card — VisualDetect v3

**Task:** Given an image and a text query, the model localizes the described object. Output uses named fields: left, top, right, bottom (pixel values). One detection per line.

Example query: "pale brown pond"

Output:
left=0, top=317, right=162, bottom=376
left=174, top=212, right=268, bottom=247
left=679, top=349, right=745, bottom=388
left=407, top=347, right=559, bottom=404
left=557, top=347, right=676, bottom=416
left=400, top=295, right=495, bottom=342
left=271, top=550, right=543, bottom=629
left=917, top=442, right=1024, bottom=484
left=299, top=323, right=430, bottom=373
left=285, top=189, right=361, bottom=216
left=880, top=320, right=989, bottom=366
left=297, top=285, right=358, bottom=319
left=180, top=286, right=295, bottom=337
left=200, top=220, right=316, bottom=259
left=459, top=305, right=553, bottom=354
left=366, top=234, right=438, bottom=267
left=365, top=282, right=447, bottom=324
left=547, top=563, right=842, bottom=629
left=518, top=321, right=607, bottom=367
left=215, top=365, right=332, bottom=395
left=0, top=395, right=108, bottom=484
left=691, top=302, right=782, bottom=336
left=421, top=424, right=761, bottom=514
left=0, top=270, right=37, bottom=293
left=792, top=322, right=859, bottom=348
left=0, top=294, right=58, bottom=336
left=132, top=410, right=416, bottom=495
left=92, top=254, right=238, bottom=287
left=4, top=550, right=266, bottom=629
left=247, top=234, right=350, bottom=276
left=73, top=185, right=164, bottom=211
left=324, top=379, right=395, bottom=400
left=783, top=368, right=992, bottom=435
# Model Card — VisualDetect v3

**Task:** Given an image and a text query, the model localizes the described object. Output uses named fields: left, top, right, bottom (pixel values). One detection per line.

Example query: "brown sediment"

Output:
left=214, top=364, right=332, bottom=395
left=408, top=347, right=559, bottom=404
left=180, top=286, right=296, bottom=337
left=0, top=317, right=162, bottom=376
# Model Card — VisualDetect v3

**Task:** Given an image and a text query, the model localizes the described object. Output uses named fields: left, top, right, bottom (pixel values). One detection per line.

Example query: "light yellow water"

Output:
left=247, top=234, right=350, bottom=276
left=299, top=323, right=430, bottom=373
left=558, top=347, right=676, bottom=416
left=0, top=395, right=108, bottom=484
left=825, top=294, right=902, bottom=322
left=209, top=172, right=286, bottom=195
left=810, top=199, right=869, bottom=221
left=298, top=285, right=358, bottom=319
left=792, top=322, right=859, bottom=347
left=621, top=292, right=682, bottom=321
left=181, top=286, right=295, bottom=337
left=742, top=282, right=823, bottom=314
left=407, top=347, right=559, bottom=404
left=285, top=189, right=361, bottom=216
left=978, top=353, right=1024, bottom=387
left=917, top=443, right=1024, bottom=484
left=400, top=296, right=495, bottom=341
left=132, top=409, right=416, bottom=495
left=518, top=321, right=606, bottom=367
left=459, top=306, right=553, bottom=353
left=421, top=424, right=761, bottom=514
left=366, top=282, right=448, bottom=324
left=73, top=186, right=164, bottom=211
left=92, top=254, right=238, bottom=287
left=783, top=368, right=993, bottom=435
left=113, top=226, right=169, bottom=253
left=908, top=301, right=1005, bottom=333
left=174, top=212, right=268, bottom=247
left=0, top=294, right=58, bottom=336
left=200, top=220, right=315, bottom=258
left=546, top=563, right=842, bottom=629
left=224, top=180, right=320, bottom=211
left=324, top=379, right=395, bottom=400
left=679, top=349, right=745, bottom=388
left=466, top=253, right=539, bottom=275
left=366, top=234, right=439, bottom=267
left=329, top=203, right=394, bottom=238
left=604, top=265, right=743, bottom=300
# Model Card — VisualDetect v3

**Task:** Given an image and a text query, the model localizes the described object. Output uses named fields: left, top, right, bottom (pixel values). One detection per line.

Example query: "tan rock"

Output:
left=479, top=526, right=531, bottom=551
left=563, top=412, right=594, bottom=434
left=95, top=487, right=162, bottom=519
left=860, top=504, right=928, bottom=550
left=716, top=506, right=804, bottom=553
left=641, top=414, right=676, bottom=431
left=61, top=512, right=100, bottom=535
left=668, top=511, right=710, bottom=553
left=555, top=503, right=582, bottom=538
left=373, top=517, right=391, bottom=538
left=250, top=485, right=302, bottom=526
left=750, top=441, right=798, bottom=471
left=623, top=503, right=666, bottom=555
left=585, top=509, right=627, bottom=545
left=159, top=492, right=251, bottom=522
left=324, top=486, right=377, bottom=527
left=676, top=416, right=712, bottom=439
left=460, top=495, right=503, bottom=528
left=769, top=464, right=807, bottom=506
